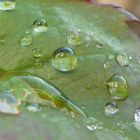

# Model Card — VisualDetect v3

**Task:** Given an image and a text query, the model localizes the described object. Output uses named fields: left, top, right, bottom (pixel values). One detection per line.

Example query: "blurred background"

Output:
left=97, top=0, right=140, bottom=18
left=96, top=0, right=140, bottom=37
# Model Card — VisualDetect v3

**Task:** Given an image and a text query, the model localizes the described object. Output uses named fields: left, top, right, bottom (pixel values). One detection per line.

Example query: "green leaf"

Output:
left=0, top=0, right=140, bottom=139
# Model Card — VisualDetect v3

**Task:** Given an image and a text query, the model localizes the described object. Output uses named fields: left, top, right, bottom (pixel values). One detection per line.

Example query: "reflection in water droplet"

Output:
left=104, top=61, right=111, bottom=69
left=85, top=117, right=103, bottom=131
left=26, top=103, right=40, bottom=112
left=0, top=74, right=86, bottom=117
left=107, top=74, right=129, bottom=101
left=0, top=0, right=16, bottom=11
left=19, top=34, right=33, bottom=47
left=104, top=101, right=118, bottom=116
left=33, top=18, right=48, bottom=33
left=32, top=48, right=41, bottom=58
left=51, top=47, right=77, bottom=72
left=116, top=53, right=129, bottom=67
left=67, top=31, right=81, bottom=46
left=0, top=91, right=20, bottom=115
left=134, top=107, right=140, bottom=123
left=34, top=58, right=43, bottom=68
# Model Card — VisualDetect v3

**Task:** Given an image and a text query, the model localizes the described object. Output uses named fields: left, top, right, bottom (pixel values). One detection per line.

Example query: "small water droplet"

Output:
left=0, top=91, right=20, bottom=115
left=104, top=61, right=111, bottom=69
left=32, top=48, right=41, bottom=58
left=51, top=47, right=77, bottom=72
left=34, top=58, right=43, bottom=68
left=116, top=53, right=129, bottom=67
left=109, top=55, right=114, bottom=60
left=81, top=105, right=86, bottom=110
left=107, top=74, right=129, bottom=101
left=19, top=34, right=33, bottom=47
left=33, top=18, right=48, bottom=33
left=67, top=31, right=81, bottom=46
left=95, top=43, right=102, bottom=49
left=104, top=101, right=118, bottom=116
left=0, top=0, right=16, bottom=11
left=84, top=117, right=103, bottom=131
left=134, top=107, right=140, bottom=124
left=26, top=103, right=41, bottom=112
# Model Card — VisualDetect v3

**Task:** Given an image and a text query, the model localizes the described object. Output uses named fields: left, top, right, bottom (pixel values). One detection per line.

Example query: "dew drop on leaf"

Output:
left=51, top=47, right=77, bottom=72
left=0, top=0, right=16, bottom=11
left=104, top=101, right=118, bottom=116
left=104, top=61, right=111, bottom=69
left=84, top=117, right=103, bottom=131
left=34, top=58, right=43, bottom=68
left=33, top=18, right=48, bottom=33
left=67, top=31, right=81, bottom=46
left=32, top=48, right=42, bottom=58
left=134, top=107, right=140, bottom=123
left=116, top=53, right=129, bottom=67
left=0, top=91, right=21, bottom=115
left=26, top=103, right=41, bottom=112
left=107, top=74, right=129, bottom=101
left=19, top=34, right=33, bottom=47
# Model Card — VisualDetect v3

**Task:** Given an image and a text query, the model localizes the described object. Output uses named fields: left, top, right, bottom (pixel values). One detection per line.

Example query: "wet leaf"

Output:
left=0, top=0, right=140, bottom=139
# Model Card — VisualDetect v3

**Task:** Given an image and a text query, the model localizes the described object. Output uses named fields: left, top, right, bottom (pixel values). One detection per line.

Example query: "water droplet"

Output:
left=0, top=91, right=20, bottom=115
left=104, top=101, right=118, bottom=116
left=0, top=74, right=86, bottom=118
left=19, top=34, right=33, bottom=47
left=0, top=0, right=16, bottom=11
left=109, top=55, right=114, bottom=60
left=116, top=53, right=129, bottom=67
left=134, top=107, right=140, bottom=124
left=33, top=18, right=48, bottom=33
left=32, top=48, right=41, bottom=58
left=95, top=43, right=102, bottom=49
left=85, top=117, right=103, bottom=131
left=26, top=103, right=40, bottom=112
left=104, top=61, right=111, bottom=69
left=107, top=74, right=129, bottom=101
left=51, top=47, right=77, bottom=72
left=67, top=31, right=81, bottom=46
left=34, top=58, right=43, bottom=68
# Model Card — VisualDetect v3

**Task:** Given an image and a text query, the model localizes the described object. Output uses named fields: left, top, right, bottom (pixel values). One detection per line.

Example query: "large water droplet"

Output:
left=0, top=74, right=85, bottom=117
left=32, top=48, right=42, bottom=58
left=134, top=107, right=140, bottom=123
left=84, top=117, right=103, bottom=131
left=67, top=31, right=81, bottom=46
left=33, top=18, right=48, bottom=33
left=107, top=74, right=129, bottom=101
left=51, top=47, right=77, bottom=72
left=116, top=53, right=129, bottom=67
left=0, top=91, right=20, bottom=115
left=19, top=34, right=33, bottom=47
left=104, top=101, right=118, bottom=116
left=0, top=0, right=16, bottom=11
